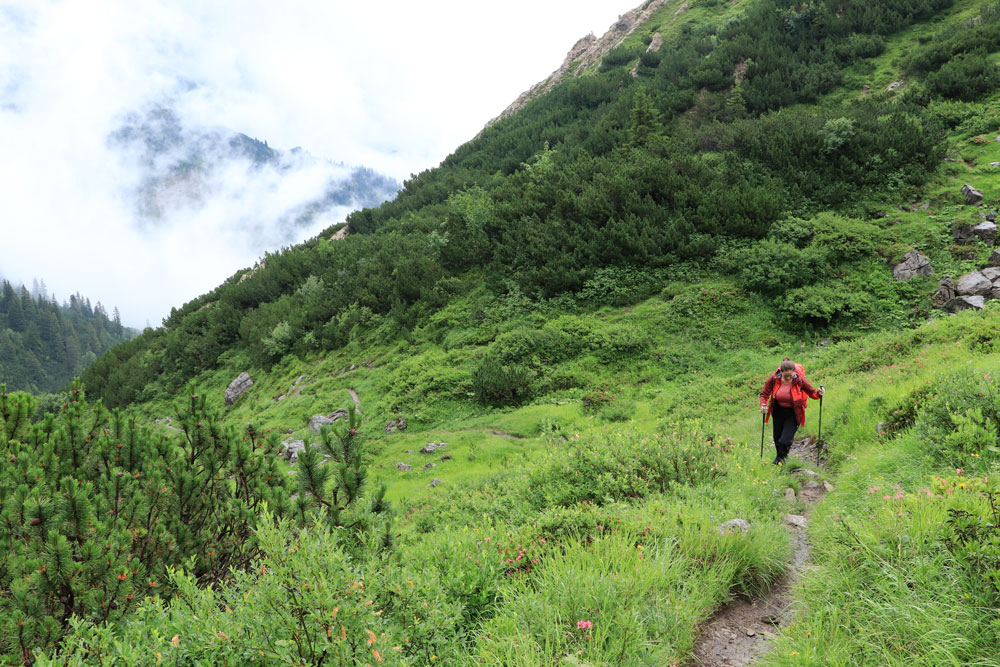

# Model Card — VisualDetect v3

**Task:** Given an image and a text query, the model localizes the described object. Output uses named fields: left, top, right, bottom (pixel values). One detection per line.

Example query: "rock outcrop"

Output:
left=486, top=0, right=671, bottom=127
left=955, top=270, right=992, bottom=297
left=953, top=221, right=997, bottom=245
left=309, top=409, right=349, bottom=432
left=280, top=440, right=306, bottom=463
left=931, top=277, right=957, bottom=309
left=963, top=184, right=985, bottom=205
left=892, top=250, right=933, bottom=281
left=225, top=372, right=253, bottom=405
left=385, top=417, right=408, bottom=434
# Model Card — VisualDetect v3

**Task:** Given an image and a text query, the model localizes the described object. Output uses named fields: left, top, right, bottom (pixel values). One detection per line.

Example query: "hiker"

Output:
left=760, top=359, right=824, bottom=465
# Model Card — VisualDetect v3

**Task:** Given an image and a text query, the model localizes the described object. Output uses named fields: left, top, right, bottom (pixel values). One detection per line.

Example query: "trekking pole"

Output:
left=817, top=386, right=824, bottom=464
left=760, top=412, right=766, bottom=459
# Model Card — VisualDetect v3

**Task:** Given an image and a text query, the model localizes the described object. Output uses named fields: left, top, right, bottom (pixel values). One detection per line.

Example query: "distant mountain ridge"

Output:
left=109, top=105, right=400, bottom=240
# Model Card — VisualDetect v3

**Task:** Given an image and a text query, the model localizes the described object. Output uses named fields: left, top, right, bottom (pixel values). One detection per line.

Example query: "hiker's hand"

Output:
left=760, top=405, right=767, bottom=414
left=818, top=387, right=825, bottom=396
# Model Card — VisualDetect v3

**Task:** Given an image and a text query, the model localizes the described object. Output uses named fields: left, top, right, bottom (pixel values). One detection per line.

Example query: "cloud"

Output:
left=0, top=0, right=640, bottom=327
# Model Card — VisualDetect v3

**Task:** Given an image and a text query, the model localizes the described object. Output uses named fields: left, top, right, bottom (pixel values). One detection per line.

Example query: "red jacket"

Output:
left=774, top=363, right=808, bottom=408
left=760, top=373, right=821, bottom=427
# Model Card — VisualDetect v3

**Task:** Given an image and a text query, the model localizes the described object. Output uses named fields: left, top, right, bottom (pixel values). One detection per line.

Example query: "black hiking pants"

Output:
left=771, top=404, right=798, bottom=464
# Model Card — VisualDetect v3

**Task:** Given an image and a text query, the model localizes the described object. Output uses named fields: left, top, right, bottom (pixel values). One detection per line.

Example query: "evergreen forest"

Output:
left=0, top=281, right=134, bottom=394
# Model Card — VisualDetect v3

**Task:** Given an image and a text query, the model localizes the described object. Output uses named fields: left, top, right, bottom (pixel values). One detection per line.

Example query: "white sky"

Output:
left=0, top=0, right=641, bottom=328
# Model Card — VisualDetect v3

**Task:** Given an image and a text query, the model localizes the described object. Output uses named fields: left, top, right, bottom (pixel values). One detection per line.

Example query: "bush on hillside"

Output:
left=0, top=385, right=291, bottom=660
left=530, top=425, right=725, bottom=508
left=926, top=50, right=1000, bottom=101
left=52, top=512, right=463, bottom=666
left=913, top=370, right=1000, bottom=467
left=577, top=265, right=665, bottom=307
left=471, top=354, right=534, bottom=406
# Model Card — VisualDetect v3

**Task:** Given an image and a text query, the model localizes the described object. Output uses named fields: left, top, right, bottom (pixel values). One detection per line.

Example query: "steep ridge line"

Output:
left=691, top=437, right=828, bottom=666
left=485, top=0, right=672, bottom=127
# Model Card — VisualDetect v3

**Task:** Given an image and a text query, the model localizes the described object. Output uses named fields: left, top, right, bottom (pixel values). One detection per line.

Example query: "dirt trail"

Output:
left=346, top=388, right=362, bottom=413
left=690, top=437, right=827, bottom=666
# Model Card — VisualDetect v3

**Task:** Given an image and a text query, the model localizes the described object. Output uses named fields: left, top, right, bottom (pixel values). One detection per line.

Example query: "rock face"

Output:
left=485, top=0, right=670, bottom=127
left=892, top=250, right=933, bottom=281
left=963, top=184, right=985, bottom=205
left=225, top=373, right=253, bottom=405
left=990, top=249, right=1000, bottom=267
left=956, top=271, right=993, bottom=296
left=280, top=440, right=306, bottom=463
left=309, top=409, right=349, bottom=432
left=717, top=518, right=750, bottom=535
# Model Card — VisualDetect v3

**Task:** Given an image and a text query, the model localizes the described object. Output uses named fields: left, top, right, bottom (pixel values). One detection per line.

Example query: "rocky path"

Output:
left=690, top=437, right=828, bottom=666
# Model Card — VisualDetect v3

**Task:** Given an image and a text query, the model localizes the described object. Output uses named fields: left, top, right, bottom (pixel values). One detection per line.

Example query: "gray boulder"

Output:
left=429, top=478, right=443, bottom=488
left=224, top=372, right=253, bottom=405
left=969, top=221, right=997, bottom=244
left=956, top=271, right=992, bottom=296
left=931, top=277, right=957, bottom=308
left=395, top=462, right=412, bottom=472
left=944, top=295, right=986, bottom=313
left=385, top=417, right=408, bottom=434
left=963, top=184, right=985, bottom=205
left=308, top=409, right=349, bottom=432
left=420, top=442, right=446, bottom=454
left=784, top=514, right=808, bottom=528
left=952, top=222, right=996, bottom=244
left=280, top=440, right=306, bottom=463
left=718, top=518, right=751, bottom=535
left=982, top=266, right=1000, bottom=282
left=989, top=249, right=1000, bottom=267
left=892, top=250, right=933, bottom=281
left=422, top=462, right=436, bottom=470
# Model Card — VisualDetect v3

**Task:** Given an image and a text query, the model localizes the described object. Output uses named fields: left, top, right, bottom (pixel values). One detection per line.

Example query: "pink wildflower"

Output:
left=577, top=620, right=593, bottom=630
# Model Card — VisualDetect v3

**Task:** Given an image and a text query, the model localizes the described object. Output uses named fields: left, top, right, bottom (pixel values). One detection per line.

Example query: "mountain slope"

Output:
left=7, top=0, right=1000, bottom=664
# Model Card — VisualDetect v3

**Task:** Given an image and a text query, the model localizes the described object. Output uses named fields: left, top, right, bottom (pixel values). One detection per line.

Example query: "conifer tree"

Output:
left=0, top=383, right=291, bottom=659
left=628, top=86, right=663, bottom=147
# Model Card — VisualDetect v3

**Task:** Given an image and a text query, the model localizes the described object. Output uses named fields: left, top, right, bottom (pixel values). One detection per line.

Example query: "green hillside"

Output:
left=4, top=0, right=1000, bottom=664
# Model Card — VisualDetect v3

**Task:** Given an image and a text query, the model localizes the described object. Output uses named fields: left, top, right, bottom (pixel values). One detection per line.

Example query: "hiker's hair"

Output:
left=780, top=360, right=796, bottom=373
left=782, top=356, right=791, bottom=361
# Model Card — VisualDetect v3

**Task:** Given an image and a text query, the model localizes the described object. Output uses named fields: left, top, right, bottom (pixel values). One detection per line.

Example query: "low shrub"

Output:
left=600, top=398, right=637, bottom=422
left=471, top=354, right=534, bottom=406
left=913, top=369, right=1000, bottom=467
left=529, top=424, right=725, bottom=508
